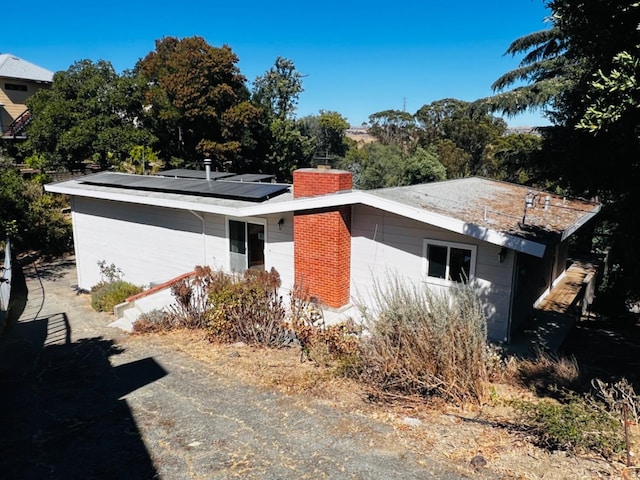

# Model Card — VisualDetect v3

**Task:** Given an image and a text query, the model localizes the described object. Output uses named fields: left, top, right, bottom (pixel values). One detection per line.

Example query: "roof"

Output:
left=79, top=171, right=289, bottom=202
left=155, top=169, right=275, bottom=183
left=45, top=173, right=600, bottom=258
left=368, top=177, right=598, bottom=243
left=0, top=54, right=54, bottom=83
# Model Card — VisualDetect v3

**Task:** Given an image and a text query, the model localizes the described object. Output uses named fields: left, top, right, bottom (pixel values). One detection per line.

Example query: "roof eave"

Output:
left=560, top=203, right=601, bottom=242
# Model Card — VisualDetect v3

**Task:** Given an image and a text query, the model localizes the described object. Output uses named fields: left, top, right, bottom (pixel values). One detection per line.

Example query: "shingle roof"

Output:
left=0, top=54, right=54, bottom=83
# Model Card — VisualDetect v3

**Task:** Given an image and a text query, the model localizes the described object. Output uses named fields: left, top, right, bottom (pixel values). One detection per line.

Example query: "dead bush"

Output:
left=132, top=309, right=174, bottom=333
left=207, top=268, right=290, bottom=348
left=289, top=285, right=361, bottom=372
left=165, top=266, right=217, bottom=329
left=356, top=275, right=488, bottom=403
left=513, top=348, right=582, bottom=394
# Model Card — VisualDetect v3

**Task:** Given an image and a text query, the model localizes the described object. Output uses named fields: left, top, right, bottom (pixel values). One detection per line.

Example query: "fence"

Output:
left=0, top=239, right=12, bottom=313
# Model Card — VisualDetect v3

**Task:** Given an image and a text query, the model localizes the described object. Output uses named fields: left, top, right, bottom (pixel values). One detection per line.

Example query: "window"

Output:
left=228, top=218, right=265, bottom=272
left=423, top=239, right=476, bottom=285
left=5, top=83, right=27, bottom=92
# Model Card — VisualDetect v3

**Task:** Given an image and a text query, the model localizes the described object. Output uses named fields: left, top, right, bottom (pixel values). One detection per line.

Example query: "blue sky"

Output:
left=4, top=1, right=551, bottom=127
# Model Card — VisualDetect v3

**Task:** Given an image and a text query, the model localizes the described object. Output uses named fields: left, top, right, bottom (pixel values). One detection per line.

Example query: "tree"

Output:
left=252, top=57, right=313, bottom=180
left=578, top=50, right=640, bottom=133
left=432, top=139, right=472, bottom=178
left=485, top=0, right=640, bottom=301
left=414, top=99, right=507, bottom=174
left=481, top=133, right=542, bottom=184
left=25, top=60, right=152, bottom=171
left=252, top=57, right=304, bottom=121
left=367, top=109, right=416, bottom=150
left=0, top=161, right=71, bottom=253
left=299, top=111, right=350, bottom=163
left=136, top=36, right=254, bottom=168
left=337, top=143, right=445, bottom=190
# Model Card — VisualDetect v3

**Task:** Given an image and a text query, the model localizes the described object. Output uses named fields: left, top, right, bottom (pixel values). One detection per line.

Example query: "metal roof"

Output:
left=0, top=54, right=54, bottom=83
left=80, top=172, right=289, bottom=202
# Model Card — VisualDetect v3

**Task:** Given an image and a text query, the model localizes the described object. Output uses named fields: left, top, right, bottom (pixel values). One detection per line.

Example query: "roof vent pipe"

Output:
left=544, top=195, right=550, bottom=210
left=204, top=158, right=212, bottom=181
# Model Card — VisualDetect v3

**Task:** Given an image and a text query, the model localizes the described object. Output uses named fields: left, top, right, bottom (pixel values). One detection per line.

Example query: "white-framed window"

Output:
left=422, top=239, right=477, bottom=285
left=227, top=216, right=266, bottom=272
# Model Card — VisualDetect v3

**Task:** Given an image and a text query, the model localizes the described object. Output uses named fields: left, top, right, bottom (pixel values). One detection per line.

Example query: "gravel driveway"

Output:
left=0, top=256, right=469, bottom=479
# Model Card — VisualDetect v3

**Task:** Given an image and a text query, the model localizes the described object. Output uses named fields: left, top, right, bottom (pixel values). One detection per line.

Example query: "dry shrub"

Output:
left=513, top=348, right=581, bottom=394
left=289, top=285, right=361, bottom=372
left=207, top=268, right=290, bottom=348
left=592, top=377, right=640, bottom=424
left=132, top=309, right=174, bottom=333
left=357, top=276, right=488, bottom=403
left=165, top=266, right=217, bottom=329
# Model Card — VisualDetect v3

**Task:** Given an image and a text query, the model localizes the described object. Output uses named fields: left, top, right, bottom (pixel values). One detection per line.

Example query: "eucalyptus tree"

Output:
left=252, top=57, right=314, bottom=180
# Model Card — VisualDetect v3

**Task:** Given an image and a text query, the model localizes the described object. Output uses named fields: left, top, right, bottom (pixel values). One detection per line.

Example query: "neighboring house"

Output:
left=0, top=54, right=53, bottom=139
left=45, top=167, right=600, bottom=342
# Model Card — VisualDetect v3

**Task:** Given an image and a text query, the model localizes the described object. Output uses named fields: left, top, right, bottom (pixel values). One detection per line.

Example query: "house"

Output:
left=45, top=166, right=600, bottom=342
left=0, top=54, right=53, bottom=139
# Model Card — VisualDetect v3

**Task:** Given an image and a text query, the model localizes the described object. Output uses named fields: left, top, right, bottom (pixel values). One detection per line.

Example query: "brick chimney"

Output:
left=293, top=168, right=352, bottom=308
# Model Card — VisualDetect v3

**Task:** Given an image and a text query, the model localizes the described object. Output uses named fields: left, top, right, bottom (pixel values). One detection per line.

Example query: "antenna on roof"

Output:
left=522, top=190, right=539, bottom=225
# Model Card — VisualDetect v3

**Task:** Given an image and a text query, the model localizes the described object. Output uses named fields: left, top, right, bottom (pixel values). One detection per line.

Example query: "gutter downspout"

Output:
left=189, top=210, right=207, bottom=266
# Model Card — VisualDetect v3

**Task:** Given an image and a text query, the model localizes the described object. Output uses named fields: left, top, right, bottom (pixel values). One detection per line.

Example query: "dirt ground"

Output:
left=126, top=329, right=634, bottom=479
left=3, top=254, right=638, bottom=479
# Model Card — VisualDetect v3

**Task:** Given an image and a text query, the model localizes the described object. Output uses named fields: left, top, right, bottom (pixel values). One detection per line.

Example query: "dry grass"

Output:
left=508, top=349, right=582, bottom=394
left=123, top=329, right=629, bottom=479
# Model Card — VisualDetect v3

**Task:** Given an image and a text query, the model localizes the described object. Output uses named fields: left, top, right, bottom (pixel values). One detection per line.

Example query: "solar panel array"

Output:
left=155, top=170, right=275, bottom=183
left=79, top=172, right=289, bottom=202
left=155, top=169, right=234, bottom=180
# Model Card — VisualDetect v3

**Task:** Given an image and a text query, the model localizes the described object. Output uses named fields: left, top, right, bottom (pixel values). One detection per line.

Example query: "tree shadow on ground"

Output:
left=21, top=254, right=79, bottom=284
left=0, top=311, right=166, bottom=479
left=561, top=312, right=640, bottom=391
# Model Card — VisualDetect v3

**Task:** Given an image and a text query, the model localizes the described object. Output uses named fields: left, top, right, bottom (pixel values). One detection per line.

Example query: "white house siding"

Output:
left=263, top=212, right=295, bottom=292
left=350, top=205, right=515, bottom=342
left=71, top=197, right=295, bottom=295
left=73, top=197, right=213, bottom=290
left=202, top=213, right=226, bottom=270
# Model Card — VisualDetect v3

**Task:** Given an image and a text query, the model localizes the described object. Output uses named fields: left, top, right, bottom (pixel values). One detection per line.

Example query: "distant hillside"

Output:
left=346, top=126, right=376, bottom=145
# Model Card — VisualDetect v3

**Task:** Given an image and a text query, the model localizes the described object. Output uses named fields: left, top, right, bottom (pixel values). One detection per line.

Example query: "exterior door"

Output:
left=229, top=220, right=265, bottom=272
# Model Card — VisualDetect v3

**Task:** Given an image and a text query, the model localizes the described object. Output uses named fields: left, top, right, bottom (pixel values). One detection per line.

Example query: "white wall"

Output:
left=263, top=212, right=295, bottom=292
left=350, top=205, right=515, bottom=342
left=73, top=198, right=212, bottom=290
left=71, top=197, right=295, bottom=294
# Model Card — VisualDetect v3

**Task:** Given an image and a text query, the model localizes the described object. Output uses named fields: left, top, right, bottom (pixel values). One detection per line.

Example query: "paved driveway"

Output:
left=0, top=256, right=468, bottom=479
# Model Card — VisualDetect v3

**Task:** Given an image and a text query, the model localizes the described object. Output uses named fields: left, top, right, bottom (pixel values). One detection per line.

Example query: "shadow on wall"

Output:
left=0, top=273, right=166, bottom=478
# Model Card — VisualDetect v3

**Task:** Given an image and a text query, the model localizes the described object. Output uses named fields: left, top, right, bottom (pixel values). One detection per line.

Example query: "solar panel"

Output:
left=155, top=169, right=235, bottom=180
left=79, top=172, right=290, bottom=201
left=224, top=174, right=275, bottom=183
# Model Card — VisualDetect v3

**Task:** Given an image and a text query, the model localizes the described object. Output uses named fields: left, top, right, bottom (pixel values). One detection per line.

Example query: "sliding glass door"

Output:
left=229, top=219, right=265, bottom=272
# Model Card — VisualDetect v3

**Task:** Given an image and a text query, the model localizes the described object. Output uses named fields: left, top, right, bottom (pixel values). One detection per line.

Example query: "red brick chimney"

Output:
left=293, top=168, right=352, bottom=308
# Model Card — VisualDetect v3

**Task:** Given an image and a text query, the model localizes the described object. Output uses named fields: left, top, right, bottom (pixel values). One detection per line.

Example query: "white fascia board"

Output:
left=45, top=183, right=241, bottom=217
left=560, top=204, right=601, bottom=242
